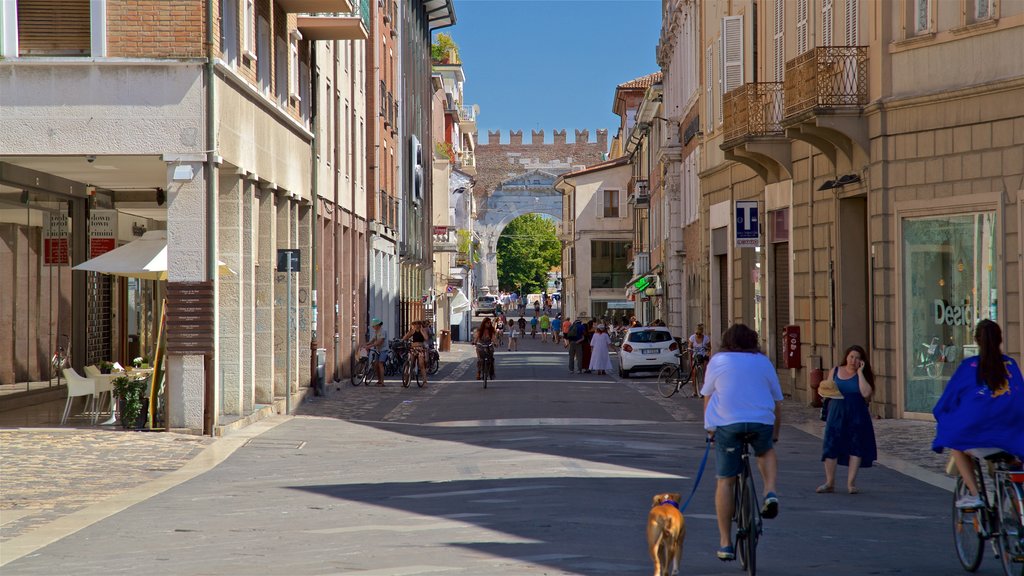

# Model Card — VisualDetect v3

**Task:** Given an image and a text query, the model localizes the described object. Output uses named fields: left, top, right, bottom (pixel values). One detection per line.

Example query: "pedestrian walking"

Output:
left=508, top=320, right=520, bottom=351
left=551, top=314, right=563, bottom=345
left=567, top=318, right=585, bottom=373
left=816, top=344, right=877, bottom=494
left=530, top=314, right=538, bottom=339
left=581, top=320, right=595, bottom=373
left=517, top=316, right=527, bottom=342
left=588, top=324, right=613, bottom=375
left=539, top=313, right=551, bottom=342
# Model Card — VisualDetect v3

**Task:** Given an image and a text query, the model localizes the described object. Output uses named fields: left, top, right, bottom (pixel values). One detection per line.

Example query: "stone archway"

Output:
left=475, top=170, right=562, bottom=291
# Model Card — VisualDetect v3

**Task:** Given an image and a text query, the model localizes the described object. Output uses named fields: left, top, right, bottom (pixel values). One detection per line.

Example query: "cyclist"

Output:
left=933, top=319, right=1024, bottom=508
left=495, top=315, right=506, bottom=347
left=360, top=318, right=388, bottom=387
left=701, top=323, right=783, bottom=561
left=473, top=317, right=497, bottom=380
left=689, top=323, right=712, bottom=397
left=401, top=320, right=431, bottom=387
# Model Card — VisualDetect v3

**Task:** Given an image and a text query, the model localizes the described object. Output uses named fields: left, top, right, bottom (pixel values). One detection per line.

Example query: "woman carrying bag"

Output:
left=817, top=344, right=877, bottom=494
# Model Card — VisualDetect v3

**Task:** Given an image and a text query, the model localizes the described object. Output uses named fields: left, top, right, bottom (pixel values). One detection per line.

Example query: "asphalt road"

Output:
left=2, top=335, right=991, bottom=575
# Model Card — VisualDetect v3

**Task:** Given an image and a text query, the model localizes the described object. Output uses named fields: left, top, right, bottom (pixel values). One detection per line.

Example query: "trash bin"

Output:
left=316, top=348, right=327, bottom=392
left=440, top=330, right=451, bottom=352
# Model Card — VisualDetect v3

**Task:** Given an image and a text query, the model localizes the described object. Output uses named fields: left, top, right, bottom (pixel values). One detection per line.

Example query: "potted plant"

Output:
left=99, top=361, right=114, bottom=374
left=113, top=375, right=148, bottom=430
left=132, top=356, right=150, bottom=369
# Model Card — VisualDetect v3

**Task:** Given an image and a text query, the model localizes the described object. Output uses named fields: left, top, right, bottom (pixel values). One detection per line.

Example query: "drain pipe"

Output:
left=309, top=45, right=320, bottom=394
left=203, top=0, right=219, bottom=434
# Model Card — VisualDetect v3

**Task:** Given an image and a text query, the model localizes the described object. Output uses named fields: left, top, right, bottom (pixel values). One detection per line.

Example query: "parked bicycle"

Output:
left=658, top=347, right=707, bottom=398
left=919, top=336, right=958, bottom=378
left=426, top=347, right=440, bottom=376
left=50, top=333, right=70, bottom=383
left=384, top=339, right=410, bottom=376
left=952, top=451, right=1024, bottom=575
left=350, top=348, right=378, bottom=387
left=402, top=345, right=426, bottom=388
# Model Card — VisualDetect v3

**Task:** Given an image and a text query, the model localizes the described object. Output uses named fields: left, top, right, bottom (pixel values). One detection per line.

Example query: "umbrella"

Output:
left=73, top=230, right=233, bottom=279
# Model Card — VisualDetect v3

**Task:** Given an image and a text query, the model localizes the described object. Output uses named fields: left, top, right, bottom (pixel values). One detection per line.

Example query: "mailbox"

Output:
left=783, top=325, right=801, bottom=369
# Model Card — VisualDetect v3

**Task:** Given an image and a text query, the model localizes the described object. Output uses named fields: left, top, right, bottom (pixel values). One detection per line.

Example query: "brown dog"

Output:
left=647, top=492, right=686, bottom=576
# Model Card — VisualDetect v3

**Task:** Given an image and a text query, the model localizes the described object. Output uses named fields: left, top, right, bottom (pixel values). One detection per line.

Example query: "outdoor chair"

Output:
left=84, top=365, right=116, bottom=424
left=60, top=368, right=96, bottom=425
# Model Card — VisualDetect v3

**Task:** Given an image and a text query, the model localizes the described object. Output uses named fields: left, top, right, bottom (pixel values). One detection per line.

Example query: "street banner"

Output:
left=89, top=209, right=117, bottom=258
left=44, top=212, right=70, bottom=266
left=735, top=200, right=759, bottom=248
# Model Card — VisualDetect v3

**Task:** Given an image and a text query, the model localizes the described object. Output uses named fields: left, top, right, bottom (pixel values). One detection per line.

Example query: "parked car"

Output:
left=617, top=326, right=679, bottom=378
left=475, top=295, right=498, bottom=316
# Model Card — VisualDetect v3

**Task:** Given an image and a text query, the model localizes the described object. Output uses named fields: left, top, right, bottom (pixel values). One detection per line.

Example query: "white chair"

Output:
left=61, top=368, right=96, bottom=425
left=84, top=365, right=118, bottom=424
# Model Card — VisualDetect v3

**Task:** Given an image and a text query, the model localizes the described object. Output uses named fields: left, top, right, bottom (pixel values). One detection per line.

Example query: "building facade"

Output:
left=672, top=0, right=1024, bottom=418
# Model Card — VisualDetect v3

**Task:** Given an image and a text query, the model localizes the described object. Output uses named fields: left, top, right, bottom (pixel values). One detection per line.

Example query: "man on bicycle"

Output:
left=701, top=324, right=782, bottom=561
left=361, top=318, right=387, bottom=387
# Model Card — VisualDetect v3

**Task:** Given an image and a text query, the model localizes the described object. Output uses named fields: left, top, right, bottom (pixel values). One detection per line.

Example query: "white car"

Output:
left=617, top=326, right=680, bottom=378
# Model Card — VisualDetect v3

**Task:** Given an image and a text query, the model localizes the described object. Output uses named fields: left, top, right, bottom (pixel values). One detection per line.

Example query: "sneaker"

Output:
left=761, top=492, right=779, bottom=519
left=716, top=545, right=736, bottom=561
left=956, top=493, right=984, bottom=509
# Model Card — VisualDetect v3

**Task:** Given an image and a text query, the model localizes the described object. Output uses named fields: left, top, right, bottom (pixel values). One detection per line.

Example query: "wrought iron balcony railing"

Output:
left=783, top=46, right=868, bottom=119
left=722, top=82, right=784, bottom=145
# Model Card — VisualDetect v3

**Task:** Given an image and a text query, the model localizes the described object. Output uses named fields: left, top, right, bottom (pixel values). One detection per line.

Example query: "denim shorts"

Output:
left=713, top=422, right=775, bottom=478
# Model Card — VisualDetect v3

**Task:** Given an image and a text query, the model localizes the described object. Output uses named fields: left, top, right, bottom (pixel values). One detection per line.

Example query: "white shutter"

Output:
left=722, top=15, right=744, bottom=95
left=796, top=0, right=808, bottom=54
left=706, top=44, right=714, bottom=133
left=822, top=0, right=833, bottom=47
left=846, top=0, right=860, bottom=44
left=774, top=0, right=784, bottom=82
left=717, top=35, right=724, bottom=125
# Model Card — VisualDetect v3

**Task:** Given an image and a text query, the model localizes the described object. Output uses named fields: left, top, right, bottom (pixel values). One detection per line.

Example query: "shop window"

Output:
left=902, top=212, right=996, bottom=414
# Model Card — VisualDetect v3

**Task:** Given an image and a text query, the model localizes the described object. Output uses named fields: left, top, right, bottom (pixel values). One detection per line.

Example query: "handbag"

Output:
left=819, top=397, right=831, bottom=421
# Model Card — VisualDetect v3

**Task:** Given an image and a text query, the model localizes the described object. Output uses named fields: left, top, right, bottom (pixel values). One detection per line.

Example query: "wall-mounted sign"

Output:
left=89, top=209, right=117, bottom=258
left=44, top=212, right=70, bottom=266
left=735, top=200, right=759, bottom=248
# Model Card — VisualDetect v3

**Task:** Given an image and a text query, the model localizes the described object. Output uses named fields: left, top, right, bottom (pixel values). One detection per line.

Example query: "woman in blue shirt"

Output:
left=933, top=319, right=1024, bottom=508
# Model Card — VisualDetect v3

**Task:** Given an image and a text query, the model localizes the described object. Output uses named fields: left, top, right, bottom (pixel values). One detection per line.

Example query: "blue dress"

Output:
left=821, top=368, right=877, bottom=467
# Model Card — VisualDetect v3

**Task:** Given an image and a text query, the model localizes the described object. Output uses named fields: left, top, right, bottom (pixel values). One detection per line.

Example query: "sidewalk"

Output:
left=0, top=341, right=953, bottom=565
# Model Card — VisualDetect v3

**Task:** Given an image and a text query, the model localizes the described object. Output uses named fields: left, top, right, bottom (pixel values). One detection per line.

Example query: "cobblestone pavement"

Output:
left=0, top=339, right=951, bottom=554
left=0, top=429, right=210, bottom=543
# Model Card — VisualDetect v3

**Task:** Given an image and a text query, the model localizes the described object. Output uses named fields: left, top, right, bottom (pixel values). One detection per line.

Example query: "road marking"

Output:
left=330, top=565, right=459, bottom=575
left=820, top=510, right=930, bottom=520
left=493, top=436, right=549, bottom=442
left=393, top=485, right=561, bottom=499
left=427, top=418, right=658, bottom=427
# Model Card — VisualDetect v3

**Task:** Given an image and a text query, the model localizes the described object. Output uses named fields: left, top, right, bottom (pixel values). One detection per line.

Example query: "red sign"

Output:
left=44, top=213, right=70, bottom=266
left=89, top=209, right=117, bottom=258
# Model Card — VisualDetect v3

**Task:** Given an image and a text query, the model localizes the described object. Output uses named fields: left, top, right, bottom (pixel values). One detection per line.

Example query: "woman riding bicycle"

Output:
left=702, top=324, right=783, bottom=562
left=473, top=317, right=497, bottom=380
left=688, top=323, right=712, bottom=397
left=401, top=320, right=432, bottom=387
left=933, top=319, right=1024, bottom=509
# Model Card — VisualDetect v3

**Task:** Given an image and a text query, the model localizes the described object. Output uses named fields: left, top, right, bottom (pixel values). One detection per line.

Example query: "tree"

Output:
left=496, top=214, right=561, bottom=294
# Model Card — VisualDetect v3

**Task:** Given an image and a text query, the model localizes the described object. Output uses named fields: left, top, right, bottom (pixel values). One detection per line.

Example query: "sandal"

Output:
left=716, top=545, right=736, bottom=561
left=815, top=484, right=834, bottom=493
left=848, top=486, right=860, bottom=494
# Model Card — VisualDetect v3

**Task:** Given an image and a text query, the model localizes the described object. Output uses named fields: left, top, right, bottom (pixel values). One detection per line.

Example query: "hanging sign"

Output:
left=89, top=209, right=118, bottom=258
left=735, top=200, right=760, bottom=248
left=44, top=212, right=70, bottom=266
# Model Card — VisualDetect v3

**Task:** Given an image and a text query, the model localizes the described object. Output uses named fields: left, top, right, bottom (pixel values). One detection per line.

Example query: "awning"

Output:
left=450, top=288, right=470, bottom=314
left=73, top=230, right=233, bottom=280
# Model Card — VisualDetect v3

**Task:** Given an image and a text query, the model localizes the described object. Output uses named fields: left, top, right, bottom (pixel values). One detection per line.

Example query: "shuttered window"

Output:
left=796, top=0, right=808, bottom=54
left=705, top=44, right=714, bottom=133
left=773, top=0, right=784, bottom=81
left=822, top=0, right=833, bottom=47
left=717, top=36, right=724, bottom=125
left=846, top=0, right=860, bottom=44
left=722, top=16, right=744, bottom=95
left=17, top=0, right=91, bottom=56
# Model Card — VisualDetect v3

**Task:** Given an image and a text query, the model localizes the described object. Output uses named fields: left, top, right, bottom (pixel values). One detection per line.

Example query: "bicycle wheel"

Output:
left=415, top=359, right=424, bottom=388
left=351, top=358, right=368, bottom=386
left=482, top=357, right=489, bottom=389
left=953, top=476, right=984, bottom=572
left=657, top=365, right=680, bottom=398
left=428, top=352, right=440, bottom=375
left=692, top=364, right=705, bottom=397
left=402, top=361, right=411, bottom=388
left=996, top=480, right=1024, bottom=576
left=926, top=360, right=943, bottom=378
left=737, top=470, right=759, bottom=575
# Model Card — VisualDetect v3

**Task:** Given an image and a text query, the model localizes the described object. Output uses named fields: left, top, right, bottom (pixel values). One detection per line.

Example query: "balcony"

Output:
left=459, top=104, right=478, bottom=131
left=296, top=0, right=369, bottom=41
left=557, top=221, right=574, bottom=242
left=278, top=0, right=353, bottom=13
left=782, top=46, right=870, bottom=165
left=627, top=178, right=649, bottom=205
left=720, top=82, right=791, bottom=183
left=459, top=148, right=477, bottom=175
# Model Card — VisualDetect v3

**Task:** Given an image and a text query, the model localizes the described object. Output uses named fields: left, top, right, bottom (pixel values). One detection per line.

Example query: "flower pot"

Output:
left=117, top=396, right=148, bottom=430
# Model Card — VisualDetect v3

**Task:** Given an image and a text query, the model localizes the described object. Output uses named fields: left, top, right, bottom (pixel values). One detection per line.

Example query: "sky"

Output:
left=441, top=0, right=662, bottom=145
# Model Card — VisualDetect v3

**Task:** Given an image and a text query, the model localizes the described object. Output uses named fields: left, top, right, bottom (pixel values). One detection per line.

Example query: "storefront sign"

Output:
left=934, top=299, right=973, bottom=326
left=89, top=209, right=118, bottom=258
left=735, top=201, right=759, bottom=248
left=44, top=213, right=70, bottom=266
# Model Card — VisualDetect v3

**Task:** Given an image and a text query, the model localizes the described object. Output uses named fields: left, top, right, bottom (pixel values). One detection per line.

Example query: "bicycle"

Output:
left=350, top=348, right=378, bottom=386
left=384, top=339, right=409, bottom=376
left=477, top=342, right=494, bottom=389
left=952, top=451, right=1024, bottom=575
left=402, top=345, right=426, bottom=388
left=50, top=333, right=70, bottom=383
left=658, top=350, right=692, bottom=398
left=732, top=432, right=763, bottom=576
left=426, top=347, right=440, bottom=376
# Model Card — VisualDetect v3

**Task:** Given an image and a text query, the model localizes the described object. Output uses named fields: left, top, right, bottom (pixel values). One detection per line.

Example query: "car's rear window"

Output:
left=627, top=330, right=672, bottom=343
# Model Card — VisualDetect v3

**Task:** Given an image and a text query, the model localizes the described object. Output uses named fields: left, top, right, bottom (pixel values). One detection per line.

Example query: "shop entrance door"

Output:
left=837, top=196, right=869, bottom=354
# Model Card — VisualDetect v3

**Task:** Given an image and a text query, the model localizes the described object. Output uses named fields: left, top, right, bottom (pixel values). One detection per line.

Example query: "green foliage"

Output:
left=113, top=375, right=148, bottom=429
left=431, top=32, right=459, bottom=63
left=496, top=214, right=561, bottom=293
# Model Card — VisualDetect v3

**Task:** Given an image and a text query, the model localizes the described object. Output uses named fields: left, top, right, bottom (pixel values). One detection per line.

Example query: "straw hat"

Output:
left=817, top=378, right=843, bottom=400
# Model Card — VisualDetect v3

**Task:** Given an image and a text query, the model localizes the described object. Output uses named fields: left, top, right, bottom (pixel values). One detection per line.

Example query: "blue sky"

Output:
left=442, top=0, right=662, bottom=145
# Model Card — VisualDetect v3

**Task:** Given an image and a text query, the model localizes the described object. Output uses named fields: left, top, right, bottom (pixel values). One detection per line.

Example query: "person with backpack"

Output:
left=567, top=317, right=586, bottom=373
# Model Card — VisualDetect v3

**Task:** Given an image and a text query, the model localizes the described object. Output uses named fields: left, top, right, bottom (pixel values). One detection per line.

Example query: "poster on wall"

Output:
left=44, top=212, right=70, bottom=266
left=89, top=209, right=118, bottom=258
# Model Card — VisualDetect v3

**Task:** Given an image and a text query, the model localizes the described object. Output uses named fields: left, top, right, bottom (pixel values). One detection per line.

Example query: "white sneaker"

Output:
left=955, top=494, right=984, bottom=509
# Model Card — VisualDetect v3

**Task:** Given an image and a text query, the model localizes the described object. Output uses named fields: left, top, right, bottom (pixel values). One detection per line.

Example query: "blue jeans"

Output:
left=713, top=422, right=775, bottom=478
